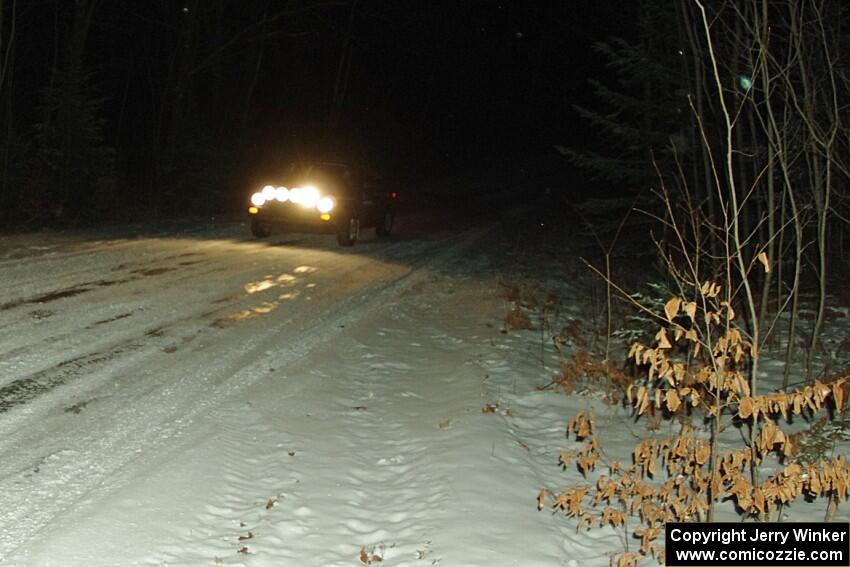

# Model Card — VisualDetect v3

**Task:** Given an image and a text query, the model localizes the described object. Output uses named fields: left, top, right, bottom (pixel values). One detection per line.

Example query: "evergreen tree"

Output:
left=564, top=2, right=688, bottom=191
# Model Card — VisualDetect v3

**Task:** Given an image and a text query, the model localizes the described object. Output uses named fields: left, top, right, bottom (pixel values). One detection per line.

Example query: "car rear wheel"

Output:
left=250, top=218, right=271, bottom=238
left=375, top=209, right=394, bottom=237
left=337, top=216, right=359, bottom=247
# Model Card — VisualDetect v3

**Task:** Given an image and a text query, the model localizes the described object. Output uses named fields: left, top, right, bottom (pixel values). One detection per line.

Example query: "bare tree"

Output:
left=0, top=0, right=18, bottom=216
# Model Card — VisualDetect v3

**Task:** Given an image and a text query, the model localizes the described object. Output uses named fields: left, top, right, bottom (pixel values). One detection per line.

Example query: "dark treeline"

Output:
left=570, top=0, right=850, bottom=376
left=547, top=2, right=850, bottom=544
left=0, top=1, right=631, bottom=228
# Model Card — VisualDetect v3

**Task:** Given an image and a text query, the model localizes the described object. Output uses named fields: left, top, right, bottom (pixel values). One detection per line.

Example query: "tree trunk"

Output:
left=164, top=0, right=200, bottom=185
left=328, top=0, right=358, bottom=133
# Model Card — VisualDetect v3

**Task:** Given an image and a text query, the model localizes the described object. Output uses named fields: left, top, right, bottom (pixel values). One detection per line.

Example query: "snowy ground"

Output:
left=1, top=208, right=848, bottom=566
left=0, top=213, right=604, bottom=566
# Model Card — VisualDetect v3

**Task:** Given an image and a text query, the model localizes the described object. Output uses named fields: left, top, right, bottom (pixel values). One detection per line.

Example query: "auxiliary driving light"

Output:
left=261, top=185, right=276, bottom=199
left=275, top=187, right=289, bottom=202
left=301, top=186, right=320, bottom=208
left=289, top=187, right=303, bottom=204
left=250, top=192, right=266, bottom=207
left=317, top=196, right=335, bottom=213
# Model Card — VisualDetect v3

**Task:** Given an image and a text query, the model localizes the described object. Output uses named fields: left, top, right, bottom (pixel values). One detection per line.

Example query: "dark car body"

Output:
left=247, top=161, right=396, bottom=246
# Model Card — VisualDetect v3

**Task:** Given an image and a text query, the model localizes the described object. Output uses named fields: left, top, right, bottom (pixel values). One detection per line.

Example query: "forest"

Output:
left=544, top=1, right=850, bottom=560
left=0, top=1, right=613, bottom=227
left=571, top=0, right=850, bottom=380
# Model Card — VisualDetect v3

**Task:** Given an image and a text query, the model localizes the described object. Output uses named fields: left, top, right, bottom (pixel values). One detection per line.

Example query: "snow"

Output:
left=1, top=214, right=847, bottom=566
left=0, top=219, right=577, bottom=566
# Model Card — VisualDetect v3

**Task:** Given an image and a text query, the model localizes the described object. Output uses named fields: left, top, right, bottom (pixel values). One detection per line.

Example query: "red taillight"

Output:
left=391, top=191, right=398, bottom=199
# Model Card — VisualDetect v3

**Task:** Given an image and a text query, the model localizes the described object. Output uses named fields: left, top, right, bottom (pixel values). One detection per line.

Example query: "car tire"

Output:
left=250, top=218, right=271, bottom=238
left=375, top=209, right=394, bottom=238
left=337, top=216, right=359, bottom=247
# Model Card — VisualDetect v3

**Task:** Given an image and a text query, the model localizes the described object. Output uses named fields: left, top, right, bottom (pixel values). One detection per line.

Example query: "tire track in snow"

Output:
left=139, top=239, right=500, bottom=566
left=0, top=241, right=321, bottom=394
left=0, top=331, right=155, bottom=413
left=0, top=227, right=491, bottom=563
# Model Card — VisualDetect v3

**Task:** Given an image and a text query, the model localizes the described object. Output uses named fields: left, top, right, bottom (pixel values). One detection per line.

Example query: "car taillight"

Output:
left=391, top=191, right=398, bottom=199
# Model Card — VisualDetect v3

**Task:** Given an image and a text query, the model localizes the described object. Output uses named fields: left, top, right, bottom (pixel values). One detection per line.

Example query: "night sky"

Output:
left=1, top=0, right=635, bottom=219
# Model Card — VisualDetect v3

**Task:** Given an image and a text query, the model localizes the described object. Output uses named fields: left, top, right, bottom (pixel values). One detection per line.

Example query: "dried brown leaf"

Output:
left=833, top=379, right=846, bottom=411
left=690, top=389, right=701, bottom=408
left=757, top=251, right=770, bottom=273
left=683, top=301, right=697, bottom=323
left=738, top=397, right=754, bottom=420
left=656, top=328, right=672, bottom=349
left=637, top=387, right=650, bottom=416
left=665, top=390, right=681, bottom=413
left=578, top=512, right=596, bottom=530
left=664, top=297, right=682, bottom=323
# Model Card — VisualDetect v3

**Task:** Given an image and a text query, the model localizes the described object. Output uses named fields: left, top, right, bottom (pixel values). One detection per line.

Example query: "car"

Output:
left=247, top=161, right=397, bottom=246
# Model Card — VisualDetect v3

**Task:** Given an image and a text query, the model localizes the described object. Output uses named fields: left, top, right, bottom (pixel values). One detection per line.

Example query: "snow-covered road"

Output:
left=0, top=218, right=588, bottom=566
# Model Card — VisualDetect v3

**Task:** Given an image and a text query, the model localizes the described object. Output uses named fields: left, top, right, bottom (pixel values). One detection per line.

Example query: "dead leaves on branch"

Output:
left=541, top=283, right=850, bottom=565
left=611, top=552, right=642, bottom=567
left=566, top=410, right=595, bottom=440
left=719, top=456, right=850, bottom=516
left=551, top=486, right=590, bottom=517
left=663, top=296, right=696, bottom=324
left=626, top=290, right=845, bottom=426
left=700, top=280, right=722, bottom=299
left=560, top=439, right=600, bottom=476
left=546, top=350, right=630, bottom=402
left=737, top=380, right=843, bottom=424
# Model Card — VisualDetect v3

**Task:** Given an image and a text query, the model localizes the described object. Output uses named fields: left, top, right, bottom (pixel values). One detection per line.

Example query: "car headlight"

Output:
left=251, top=192, right=266, bottom=207
left=301, top=186, right=319, bottom=208
left=261, top=185, right=276, bottom=199
left=289, top=187, right=303, bottom=204
left=275, top=187, right=289, bottom=202
left=317, top=196, right=335, bottom=213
